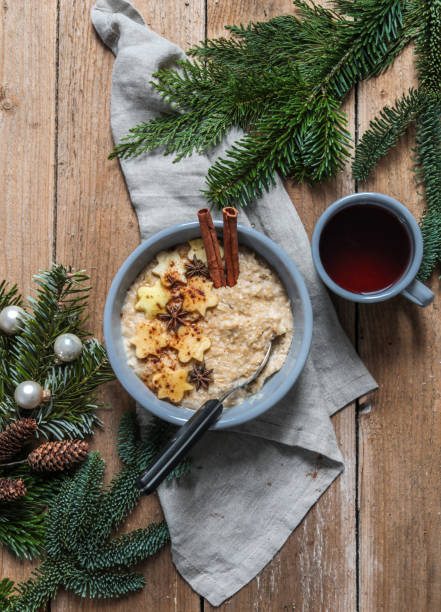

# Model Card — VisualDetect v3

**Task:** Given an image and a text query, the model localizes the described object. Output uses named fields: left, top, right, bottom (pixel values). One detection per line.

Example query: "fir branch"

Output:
left=415, top=0, right=441, bottom=94
left=0, top=266, right=114, bottom=437
left=111, top=0, right=412, bottom=207
left=353, top=90, right=441, bottom=280
left=0, top=282, right=22, bottom=311
left=3, top=413, right=191, bottom=611
left=414, top=1, right=441, bottom=279
left=205, top=0, right=408, bottom=206
left=109, top=60, right=280, bottom=162
left=7, top=562, right=60, bottom=612
left=82, top=523, right=169, bottom=571
left=413, top=100, right=441, bottom=213
left=311, top=0, right=406, bottom=97
left=353, top=1, right=441, bottom=279
left=0, top=265, right=114, bottom=560
left=0, top=579, right=15, bottom=609
left=85, top=463, right=141, bottom=550
left=352, top=88, right=424, bottom=182
left=36, top=338, right=113, bottom=440
left=64, top=568, right=146, bottom=600
left=45, top=452, right=105, bottom=558
left=7, top=266, right=90, bottom=389
left=0, top=283, right=22, bottom=409
left=117, top=409, right=138, bottom=466
left=205, top=91, right=351, bottom=206
left=418, top=209, right=441, bottom=280
left=190, top=0, right=408, bottom=88
left=86, top=413, right=187, bottom=551
left=0, top=470, right=62, bottom=560
left=415, top=99, right=441, bottom=279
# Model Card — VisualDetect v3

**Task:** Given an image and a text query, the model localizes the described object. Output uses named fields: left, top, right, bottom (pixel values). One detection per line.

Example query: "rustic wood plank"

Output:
left=0, top=0, right=56, bottom=291
left=357, top=43, right=441, bottom=612
left=0, top=0, right=57, bottom=592
left=52, top=1, right=204, bottom=610
left=205, top=2, right=358, bottom=610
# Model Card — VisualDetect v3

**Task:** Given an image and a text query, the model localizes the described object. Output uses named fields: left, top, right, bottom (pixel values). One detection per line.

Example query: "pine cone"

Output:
left=0, top=478, right=27, bottom=502
left=27, top=439, right=88, bottom=472
left=0, top=418, right=38, bottom=461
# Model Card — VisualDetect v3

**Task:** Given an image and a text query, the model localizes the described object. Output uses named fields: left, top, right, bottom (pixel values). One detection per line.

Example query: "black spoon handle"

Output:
left=136, top=399, right=223, bottom=495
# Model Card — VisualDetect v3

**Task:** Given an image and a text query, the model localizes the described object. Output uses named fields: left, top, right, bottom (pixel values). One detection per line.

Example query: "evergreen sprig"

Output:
left=0, top=470, right=63, bottom=560
left=351, top=88, right=424, bottom=182
left=414, top=98, right=441, bottom=279
left=111, top=0, right=414, bottom=207
left=0, top=284, right=22, bottom=411
left=0, top=265, right=114, bottom=560
left=109, top=0, right=441, bottom=276
left=353, top=0, right=441, bottom=279
left=0, top=581, right=14, bottom=610
left=0, top=265, right=114, bottom=438
left=3, top=413, right=190, bottom=611
left=110, top=0, right=441, bottom=277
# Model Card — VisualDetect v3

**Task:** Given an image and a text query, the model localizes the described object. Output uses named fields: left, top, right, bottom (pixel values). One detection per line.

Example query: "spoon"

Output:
left=136, top=341, right=273, bottom=494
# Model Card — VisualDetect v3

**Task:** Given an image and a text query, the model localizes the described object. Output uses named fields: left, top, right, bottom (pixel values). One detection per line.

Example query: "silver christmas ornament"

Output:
left=54, top=333, right=83, bottom=362
left=0, top=305, right=25, bottom=335
left=14, top=381, right=44, bottom=410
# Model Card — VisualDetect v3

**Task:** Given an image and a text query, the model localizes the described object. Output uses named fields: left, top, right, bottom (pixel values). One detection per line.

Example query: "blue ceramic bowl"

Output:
left=103, top=221, right=313, bottom=429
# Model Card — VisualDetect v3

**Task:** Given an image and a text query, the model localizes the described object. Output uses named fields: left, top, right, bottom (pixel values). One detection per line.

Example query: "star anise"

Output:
left=158, top=301, right=191, bottom=332
left=185, top=256, right=210, bottom=279
left=188, top=362, right=214, bottom=391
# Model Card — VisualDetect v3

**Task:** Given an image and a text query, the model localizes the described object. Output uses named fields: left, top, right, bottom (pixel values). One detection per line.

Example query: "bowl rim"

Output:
left=103, top=221, right=313, bottom=429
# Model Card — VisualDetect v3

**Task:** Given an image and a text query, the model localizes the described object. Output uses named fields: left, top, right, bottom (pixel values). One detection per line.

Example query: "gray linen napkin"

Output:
left=92, top=1, right=377, bottom=606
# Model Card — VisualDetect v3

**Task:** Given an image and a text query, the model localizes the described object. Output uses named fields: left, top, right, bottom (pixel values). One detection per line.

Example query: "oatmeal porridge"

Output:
left=121, top=240, right=294, bottom=409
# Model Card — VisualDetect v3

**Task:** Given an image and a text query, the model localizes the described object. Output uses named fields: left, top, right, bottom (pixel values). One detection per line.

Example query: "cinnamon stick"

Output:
left=223, top=207, right=239, bottom=287
left=197, top=208, right=226, bottom=288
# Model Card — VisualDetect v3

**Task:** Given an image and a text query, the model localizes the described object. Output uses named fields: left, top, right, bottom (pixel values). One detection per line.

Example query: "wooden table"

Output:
left=1, top=1, right=440, bottom=610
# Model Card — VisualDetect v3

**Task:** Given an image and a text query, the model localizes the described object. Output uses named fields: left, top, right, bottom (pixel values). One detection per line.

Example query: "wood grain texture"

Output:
left=358, top=43, right=441, bottom=612
left=0, top=0, right=56, bottom=291
left=0, top=0, right=57, bottom=593
left=205, top=2, right=358, bottom=610
left=52, top=1, right=203, bottom=610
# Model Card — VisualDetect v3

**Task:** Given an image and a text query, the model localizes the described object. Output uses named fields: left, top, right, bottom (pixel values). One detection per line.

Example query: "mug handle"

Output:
left=401, top=279, right=434, bottom=307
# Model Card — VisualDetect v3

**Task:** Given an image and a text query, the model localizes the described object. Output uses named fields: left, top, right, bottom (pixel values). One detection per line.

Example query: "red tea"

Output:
left=319, top=204, right=411, bottom=293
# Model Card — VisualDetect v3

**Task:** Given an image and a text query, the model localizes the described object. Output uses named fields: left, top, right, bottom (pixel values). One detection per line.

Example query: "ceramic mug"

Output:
left=311, top=192, right=435, bottom=307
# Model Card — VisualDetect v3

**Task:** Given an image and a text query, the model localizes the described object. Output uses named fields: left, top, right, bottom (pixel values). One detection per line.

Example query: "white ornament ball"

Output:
left=0, top=305, right=25, bottom=335
left=14, top=381, right=44, bottom=410
left=54, top=333, right=83, bottom=362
